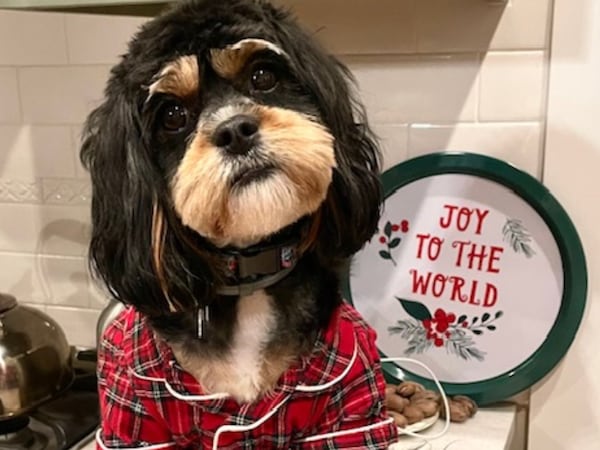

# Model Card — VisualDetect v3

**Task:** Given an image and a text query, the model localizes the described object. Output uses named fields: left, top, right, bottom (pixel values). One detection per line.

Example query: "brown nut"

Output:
left=386, top=384, right=397, bottom=397
left=411, top=389, right=441, bottom=404
left=402, top=405, right=426, bottom=425
left=388, top=410, right=409, bottom=428
left=452, top=395, right=478, bottom=417
left=440, top=400, right=469, bottom=423
left=396, top=381, right=424, bottom=398
left=385, top=395, right=410, bottom=413
left=412, top=399, right=440, bottom=418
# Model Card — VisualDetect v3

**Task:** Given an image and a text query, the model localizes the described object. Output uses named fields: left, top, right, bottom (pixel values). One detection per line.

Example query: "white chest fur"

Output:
left=228, top=290, right=277, bottom=399
left=174, top=290, right=279, bottom=403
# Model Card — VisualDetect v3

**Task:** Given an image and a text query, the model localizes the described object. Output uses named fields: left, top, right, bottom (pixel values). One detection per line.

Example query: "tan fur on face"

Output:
left=171, top=105, right=335, bottom=248
left=210, top=38, right=287, bottom=80
left=148, top=55, right=199, bottom=99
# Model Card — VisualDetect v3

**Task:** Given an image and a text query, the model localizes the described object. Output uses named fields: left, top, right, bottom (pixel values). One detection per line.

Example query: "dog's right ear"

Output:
left=81, top=81, right=196, bottom=317
left=80, top=86, right=155, bottom=312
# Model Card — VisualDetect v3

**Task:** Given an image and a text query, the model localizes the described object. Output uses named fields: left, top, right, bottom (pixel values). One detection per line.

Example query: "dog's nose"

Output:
left=213, top=115, right=259, bottom=155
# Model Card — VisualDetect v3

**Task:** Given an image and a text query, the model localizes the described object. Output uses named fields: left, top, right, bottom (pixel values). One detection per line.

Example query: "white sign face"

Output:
left=350, top=174, right=564, bottom=383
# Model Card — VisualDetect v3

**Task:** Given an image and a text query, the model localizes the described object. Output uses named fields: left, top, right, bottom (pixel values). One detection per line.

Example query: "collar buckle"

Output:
left=218, top=242, right=299, bottom=296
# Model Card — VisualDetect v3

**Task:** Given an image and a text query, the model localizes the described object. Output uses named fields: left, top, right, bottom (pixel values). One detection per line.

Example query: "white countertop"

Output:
left=77, top=405, right=516, bottom=450
left=391, top=405, right=517, bottom=450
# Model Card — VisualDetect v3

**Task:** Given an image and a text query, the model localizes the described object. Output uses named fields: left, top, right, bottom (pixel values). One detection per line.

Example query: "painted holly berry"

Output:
left=378, top=220, right=402, bottom=266
left=389, top=298, right=505, bottom=362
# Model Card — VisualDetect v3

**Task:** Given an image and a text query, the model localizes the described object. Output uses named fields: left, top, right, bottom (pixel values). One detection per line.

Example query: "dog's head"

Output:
left=82, top=0, right=382, bottom=317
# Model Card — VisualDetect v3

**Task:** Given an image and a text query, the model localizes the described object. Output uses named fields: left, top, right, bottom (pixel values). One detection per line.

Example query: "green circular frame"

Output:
left=344, top=152, right=587, bottom=405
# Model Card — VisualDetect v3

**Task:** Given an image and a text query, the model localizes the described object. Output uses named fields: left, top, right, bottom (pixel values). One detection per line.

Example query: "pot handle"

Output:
left=70, top=346, right=97, bottom=374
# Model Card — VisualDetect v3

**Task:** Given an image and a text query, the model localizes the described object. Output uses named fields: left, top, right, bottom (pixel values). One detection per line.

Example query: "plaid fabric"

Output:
left=96, top=302, right=398, bottom=449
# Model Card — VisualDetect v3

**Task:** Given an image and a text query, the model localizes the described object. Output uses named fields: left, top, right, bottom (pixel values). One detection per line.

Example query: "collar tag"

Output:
left=197, top=305, right=210, bottom=339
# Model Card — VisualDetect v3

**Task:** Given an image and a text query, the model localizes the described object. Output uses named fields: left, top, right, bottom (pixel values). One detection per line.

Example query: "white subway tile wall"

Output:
left=0, top=0, right=551, bottom=347
left=0, top=68, right=21, bottom=123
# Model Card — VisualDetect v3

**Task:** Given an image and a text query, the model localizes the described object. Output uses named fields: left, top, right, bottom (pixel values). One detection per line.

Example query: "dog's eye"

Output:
left=251, top=66, right=278, bottom=92
left=159, top=102, right=188, bottom=133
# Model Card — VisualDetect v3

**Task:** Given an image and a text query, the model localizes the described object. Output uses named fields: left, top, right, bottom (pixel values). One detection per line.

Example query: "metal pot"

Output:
left=0, top=293, right=73, bottom=419
left=96, top=298, right=125, bottom=347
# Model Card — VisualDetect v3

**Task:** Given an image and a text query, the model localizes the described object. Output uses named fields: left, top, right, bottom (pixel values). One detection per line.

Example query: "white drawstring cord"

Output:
left=121, top=350, right=449, bottom=448
left=381, top=357, right=451, bottom=441
left=211, top=339, right=359, bottom=449
left=211, top=394, right=292, bottom=450
left=295, top=342, right=358, bottom=393
left=130, top=367, right=230, bottom=401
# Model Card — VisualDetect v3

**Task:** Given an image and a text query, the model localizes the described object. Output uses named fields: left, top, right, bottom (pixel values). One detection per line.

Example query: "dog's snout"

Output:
left=213, top=115, right=259, bottom=155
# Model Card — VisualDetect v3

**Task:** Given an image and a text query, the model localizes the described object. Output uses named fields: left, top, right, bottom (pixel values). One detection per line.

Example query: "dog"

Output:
left=82, top=0, right=398, bottom=448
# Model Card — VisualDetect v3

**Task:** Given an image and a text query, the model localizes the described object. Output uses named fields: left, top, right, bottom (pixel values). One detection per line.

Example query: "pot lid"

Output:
left=344, top=152, right=587, bottom=405
left=0, top=294, right=17, bottom=314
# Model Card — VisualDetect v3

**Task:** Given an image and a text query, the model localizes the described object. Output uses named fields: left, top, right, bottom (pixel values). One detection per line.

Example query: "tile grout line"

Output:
left=14, top=66, right=24, bottom=123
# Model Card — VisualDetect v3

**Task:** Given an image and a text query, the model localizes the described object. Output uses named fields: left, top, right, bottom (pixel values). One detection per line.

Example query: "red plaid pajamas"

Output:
left=96, top=302, right=398, bottom=449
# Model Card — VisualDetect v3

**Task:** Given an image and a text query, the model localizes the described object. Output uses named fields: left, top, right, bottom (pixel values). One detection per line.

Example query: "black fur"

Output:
left=81, top=0, right=382, bottom=352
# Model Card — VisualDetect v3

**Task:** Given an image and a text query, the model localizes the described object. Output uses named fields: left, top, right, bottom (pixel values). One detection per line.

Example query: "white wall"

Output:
left=529, top=0, right=600, bottom=448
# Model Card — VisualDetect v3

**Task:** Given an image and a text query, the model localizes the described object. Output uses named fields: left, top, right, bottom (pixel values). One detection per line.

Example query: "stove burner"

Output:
left=0, top=417, right=48, bottom=450
left=0, top=373, right=99, bottom=449
left=0, top=417, right=29, bottom=435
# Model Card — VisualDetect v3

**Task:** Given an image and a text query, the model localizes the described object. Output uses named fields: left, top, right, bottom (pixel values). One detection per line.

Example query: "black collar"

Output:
left=215, top=239, right=300, bottom=296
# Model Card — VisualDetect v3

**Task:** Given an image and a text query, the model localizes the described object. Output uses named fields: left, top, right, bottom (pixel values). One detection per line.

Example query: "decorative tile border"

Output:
left=42, top=178, right=91, bottom=205
left=0, top=179, right=42, bottom=203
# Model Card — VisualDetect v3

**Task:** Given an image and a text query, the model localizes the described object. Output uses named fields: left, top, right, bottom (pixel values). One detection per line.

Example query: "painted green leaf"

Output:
left=472, top=329, right=483, bottom=335
left=396, top=297, right=432, bottom=321
left=495, top=311, right=504, bottom=319
left=487, top=325, right=497, bottom=331
left=388, top=238, right=401, bottom=249
left=482, top=313, right=491, bottom=322
left=472, top=317, right=478, bottom=324
left=384, top=221, right=393, bottom=238
left=379, top=250, right=392, bottom=260
left=457, top=315, right=467, bottom=324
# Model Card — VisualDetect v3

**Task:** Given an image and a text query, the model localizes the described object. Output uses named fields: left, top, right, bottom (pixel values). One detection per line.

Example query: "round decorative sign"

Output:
left=346, top=152, right=587, bottom=405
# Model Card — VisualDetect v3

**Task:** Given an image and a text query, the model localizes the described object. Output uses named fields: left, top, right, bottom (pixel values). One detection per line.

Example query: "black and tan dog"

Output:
left=84, top=1, right=398, bottom=448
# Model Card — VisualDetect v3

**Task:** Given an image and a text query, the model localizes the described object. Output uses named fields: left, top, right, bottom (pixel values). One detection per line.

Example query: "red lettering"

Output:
left=456, top=207, right=472, bottom=232
left=483, top=283, right=498, bottom=307
left=467, top=243, right=489, bottom=271
left=468, top=280, right=480, bottom=306
left=432, top=274, right=448, bottom=298
left=452, top=240, right=471, bottom=267
left=487, top=246, right=504, bottom=273
left=449, top=276, right=468, bottom=302
left=439, top=204, right=459, bottom=229
left=415, top=233, right=430, bottom=259
left=474, top=209, right=490, bottom=234
left=410, top=269, right=432, bottom=295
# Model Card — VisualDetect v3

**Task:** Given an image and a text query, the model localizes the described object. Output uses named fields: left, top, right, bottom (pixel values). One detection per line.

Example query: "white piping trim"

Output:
left=212, top=394, right=292, bottom=450
left=96, top=429, right=176, bottom=450
left=129, top=368, right=229, bottom=401
left=294, top=338, right=358, bottom=393
left=297, top=417, right=395, bottom=444
left=129, top=336, right=357, bottom=399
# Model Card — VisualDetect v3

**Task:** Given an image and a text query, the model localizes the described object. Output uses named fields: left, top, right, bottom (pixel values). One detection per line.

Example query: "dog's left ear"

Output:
left=320, top=105, right=382, bottom=260
left=317, top=67, right=383, bottom=261
left=277, top=22, right=383, bottom=261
